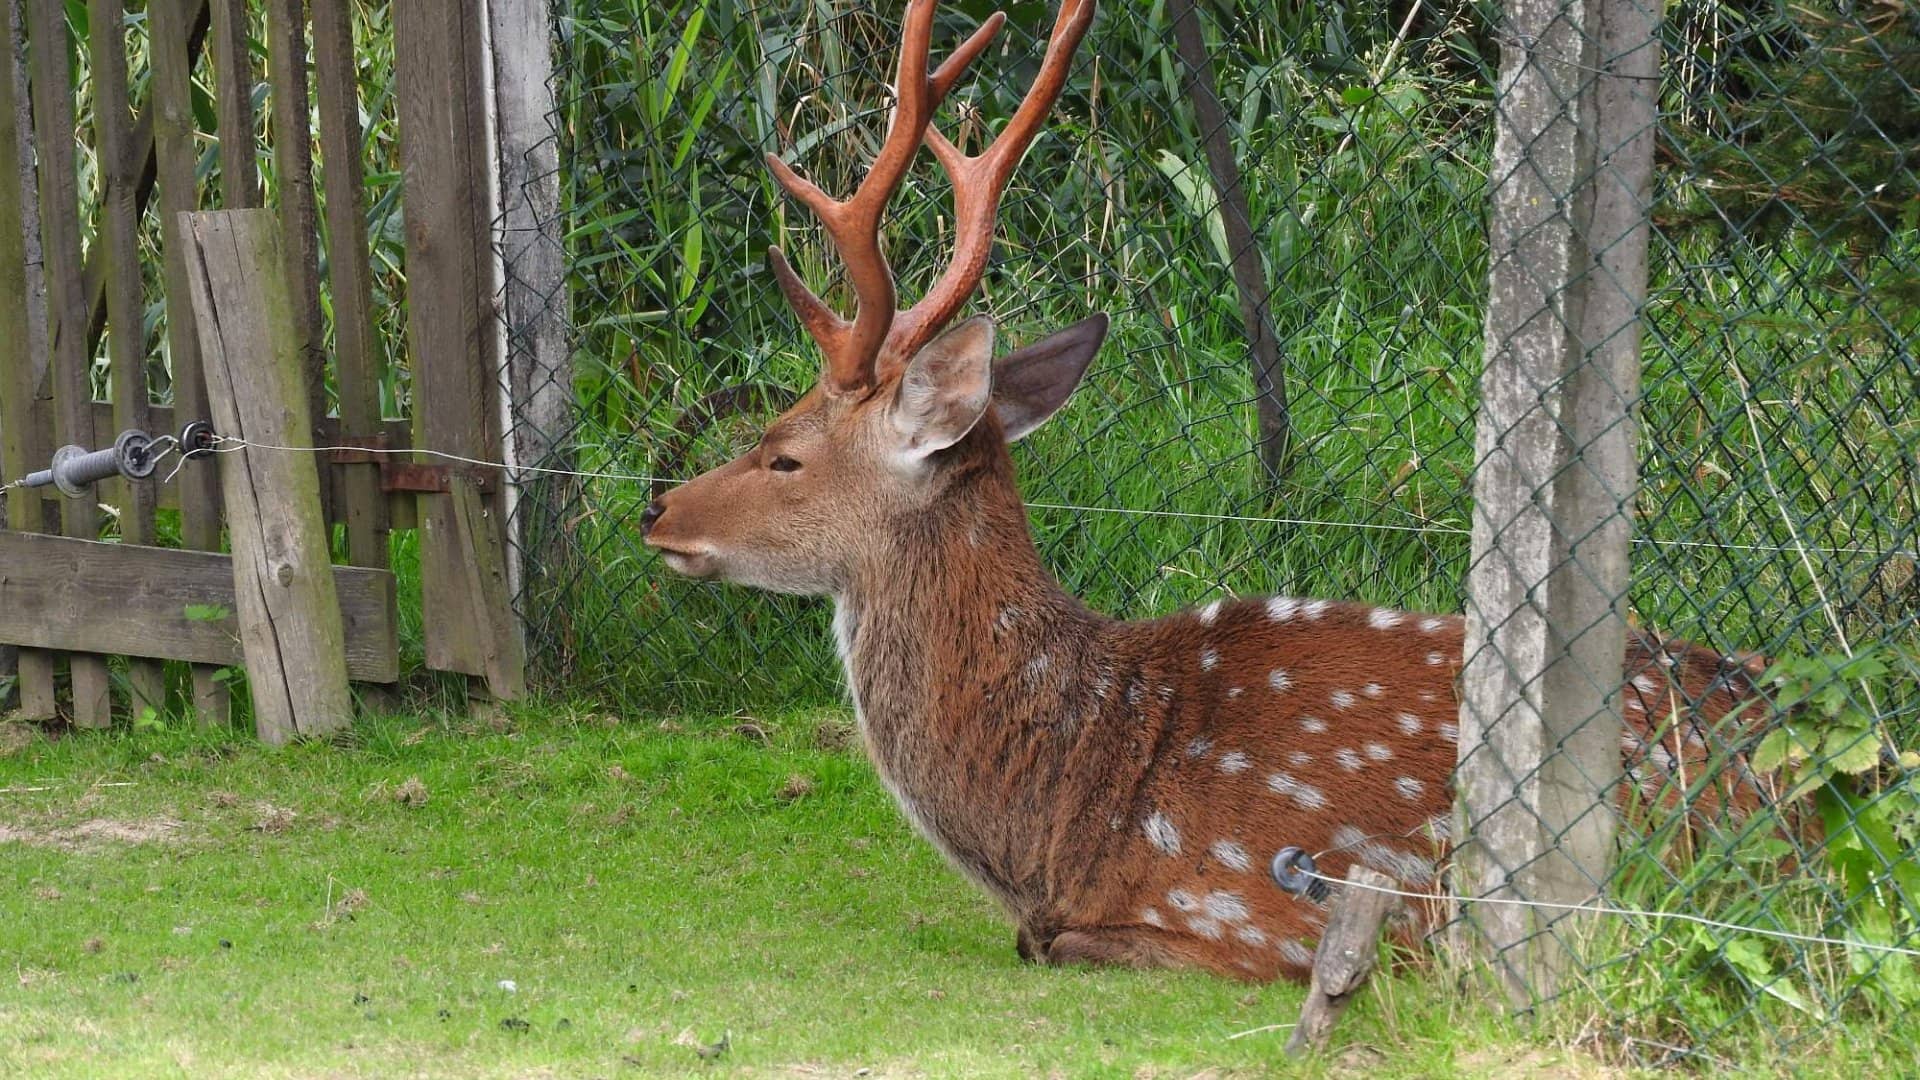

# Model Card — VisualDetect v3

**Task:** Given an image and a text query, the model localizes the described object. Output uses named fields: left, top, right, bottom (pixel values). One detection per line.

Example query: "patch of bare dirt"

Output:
left=0, top=816, right=184, bottom=852
left=1454, top=1047, right=1628, bottom=1079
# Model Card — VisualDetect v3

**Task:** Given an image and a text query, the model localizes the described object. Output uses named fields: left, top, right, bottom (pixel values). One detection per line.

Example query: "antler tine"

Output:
left=879, top=0, right=1097, bottom=375
left=766, top=0, right=952, bottom=395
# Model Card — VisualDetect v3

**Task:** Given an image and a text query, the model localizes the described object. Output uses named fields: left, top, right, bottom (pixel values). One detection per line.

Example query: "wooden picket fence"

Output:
left=0, top=0, right=556, bottom=740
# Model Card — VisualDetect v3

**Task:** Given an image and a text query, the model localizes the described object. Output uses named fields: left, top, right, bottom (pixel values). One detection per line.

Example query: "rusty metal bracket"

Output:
left=323, top=436, right=495, bottom=494
left=380, top=462, right=497, bottom=495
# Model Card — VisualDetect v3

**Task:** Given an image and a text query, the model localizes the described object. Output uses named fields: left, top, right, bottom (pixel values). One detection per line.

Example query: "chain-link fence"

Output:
left=505, top=0, right=1920, bottom=1062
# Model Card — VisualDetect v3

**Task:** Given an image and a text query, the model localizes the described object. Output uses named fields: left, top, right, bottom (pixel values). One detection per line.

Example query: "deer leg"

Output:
left=1037, top=926, right=1191, bottom=971
left=1015, top=923, right=1045, bottom=963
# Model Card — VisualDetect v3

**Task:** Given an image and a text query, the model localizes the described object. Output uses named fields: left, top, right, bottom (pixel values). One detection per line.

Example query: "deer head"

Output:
left=641, top=0, right=1100, bottom=596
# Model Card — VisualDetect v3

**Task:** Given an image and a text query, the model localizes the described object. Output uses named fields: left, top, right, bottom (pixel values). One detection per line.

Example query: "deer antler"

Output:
left=880, top=0, right=1096, bottom=377
left=766, top=0, right=1002, bottom=395
left=767, top=0, right=1096, bottom=394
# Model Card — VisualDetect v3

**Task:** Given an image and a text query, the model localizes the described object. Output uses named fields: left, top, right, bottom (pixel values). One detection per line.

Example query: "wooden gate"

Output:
left=0, top=0, right=536, bottom=739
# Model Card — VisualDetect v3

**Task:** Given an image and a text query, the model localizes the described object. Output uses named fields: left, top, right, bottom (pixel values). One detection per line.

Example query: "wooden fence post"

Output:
left=0, top=0, right=54, bottom=719
left=25, top=0, right=111, bottom=727
left=151, top=0, right=229, bottom=726
left=180, top=210, right=353, bottom=745
left=90, top=0, right=166, bottom=716
left=1455, top=0, right=1658, bottom=1002
left=393, top=0, right=526, bottom=706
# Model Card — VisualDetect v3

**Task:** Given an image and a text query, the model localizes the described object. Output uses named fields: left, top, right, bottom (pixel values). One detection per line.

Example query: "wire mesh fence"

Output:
left=509, top=0, right=1920, bottom=1062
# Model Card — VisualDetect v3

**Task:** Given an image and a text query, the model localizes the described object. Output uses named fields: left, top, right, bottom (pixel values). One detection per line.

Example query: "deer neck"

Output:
left=834, top=447, right=1096, bottom=710
left=830, top=439, right=1104, bottom=903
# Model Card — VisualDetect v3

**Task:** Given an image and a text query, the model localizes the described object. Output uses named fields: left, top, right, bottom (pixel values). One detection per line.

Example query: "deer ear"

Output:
left=991, top=314, right=1108, bottom=442
left=889, top=315, right=996, bottom=459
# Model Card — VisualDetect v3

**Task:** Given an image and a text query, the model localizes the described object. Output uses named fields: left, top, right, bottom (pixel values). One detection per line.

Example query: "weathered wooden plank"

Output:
left=181, top=209, right=355, bottom=744
left=33, top=0, right=208, bottom=384
left=1455, top=0, right=1656, bottom=1003
left=152, top=0, right=227, bottom=725
left=449, top=478, right=525, bottom=700
left=90, top=0, right=165, bottom=714
left=262, top=0, right=327, bottom=508
left=0, top=531, right=399, bottom=682
left=393, top=0, right=517, bottom=686
left=312, top=0, right=389, bottom=574
left=0, top=0, right=53, bottom=719
left=209, top=0, right=255, bottom=209
left=1286, top=867, right=1400, bottom=1058
left=26, top=0, right=111, bottom=728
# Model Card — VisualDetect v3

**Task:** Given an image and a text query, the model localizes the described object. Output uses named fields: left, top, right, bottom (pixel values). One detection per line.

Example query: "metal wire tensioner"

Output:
left=1, top=421, right=218, bottom=496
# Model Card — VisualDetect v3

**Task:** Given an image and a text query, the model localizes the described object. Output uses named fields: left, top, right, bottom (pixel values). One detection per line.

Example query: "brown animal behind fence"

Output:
left=640, top=0, right=1791, bottom=982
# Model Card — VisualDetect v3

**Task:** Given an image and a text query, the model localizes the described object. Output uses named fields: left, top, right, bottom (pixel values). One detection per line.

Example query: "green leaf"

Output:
left=183, top=603, right=233, bottom=623
left=1340, top=85, right=1376, bottom=106
left=1822, top=728, right=1881, bottom=775
left=1751, top=727, right=1801, bottom=773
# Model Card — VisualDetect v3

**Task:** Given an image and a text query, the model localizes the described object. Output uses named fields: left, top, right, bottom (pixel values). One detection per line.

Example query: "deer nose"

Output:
left=640, top=499, right=666, bottom=536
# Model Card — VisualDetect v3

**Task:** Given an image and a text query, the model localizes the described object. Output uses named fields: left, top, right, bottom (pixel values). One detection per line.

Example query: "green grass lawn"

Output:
left=0, top=705, right=1900, bottom=1079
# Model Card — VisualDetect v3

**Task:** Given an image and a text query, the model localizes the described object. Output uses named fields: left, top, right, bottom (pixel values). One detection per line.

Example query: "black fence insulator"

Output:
left=179, top=420, right=219, bottom=460
left=1271, top=846, right=1331, bottom=903
left=21, top=429, right=162, bottom=498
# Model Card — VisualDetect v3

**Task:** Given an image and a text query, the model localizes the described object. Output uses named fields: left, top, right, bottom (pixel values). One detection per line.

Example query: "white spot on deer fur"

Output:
left=1396, top=712, right=1423, bottom=735
left=1419, top=617, right=1447, bottom=633
left=1362, top=682, right=1385, bottom=698
left=1334, top=823, right=1435, bottom=885
left=1202, top=891, right=1250, bottom=923
left=1368, top=608, right=1403, bottom=630
left=1210, top=840, right=1252, bottom=872
left=1395, top=777, right=1426, bottom=800
left=1304, top=600, right=1332, bottom=620
left=1624, top=697, right=1645, bottom=713
left=1199, top=599, right=1223, bottom=625
left=1025, top=654, right=1052, bottom=681
left=1217, top=751, right=1251, bottom=775
left=1227, top=686, right=1244, bottom=698
left=1426, top=651, right=1448, bottom=666
left=1330, top=824, right=1369, bottom=853
left=1287, top=750, right=1313, bottom=767
left=1279, top=940, right=1316, bottom=967
left=1235, top=925, right=1269, bottom=947
left=1438, top=722, right=1459, bottom=742
left=1266, top=596, right=1301, bottom=621
left=1365, top=742, right=1394, bottom=762
left=1267, top=772, right=1328, bottom=810
left=1360, top=843, right=1436, bottom=886
left=1199, top=647, right=1219, bottom=671
left=1127, top=681, right=1145, bottom=705
left=1632, top=674, right=1659, bottom=695
left=1330, top=690, right=1356, bottom=710
left=1187, top=916, right=1225, bottom=940
left=1268, top=668, right=1293, bottom=692
left=1185, top=737, right=1213, bottom=759
left=1141, top=907, right=1165, bottom=928
left=996, top=606, right=1022, bottom=630
left=1334, top=748, right=1364, bottom=772
left=1419, top=690, right=1439, bottom=703
left=1299, top=716, right=1328, bottom=734
left=1167, top=888, right=1199, bottom=912
left=1143, top=812, right=1182, bottom=855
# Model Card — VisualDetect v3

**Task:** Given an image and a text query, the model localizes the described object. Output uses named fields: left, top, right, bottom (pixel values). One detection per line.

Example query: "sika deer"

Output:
left=640, top=0, right=1777, bottom=981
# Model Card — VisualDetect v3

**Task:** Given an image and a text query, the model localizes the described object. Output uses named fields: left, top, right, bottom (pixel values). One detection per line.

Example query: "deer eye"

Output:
left=768, top=454, right=803, bottom=474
